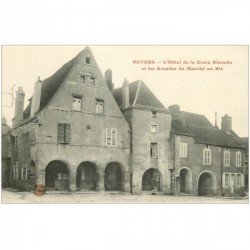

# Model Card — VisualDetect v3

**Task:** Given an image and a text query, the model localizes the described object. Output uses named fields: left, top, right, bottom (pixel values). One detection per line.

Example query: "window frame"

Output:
left=236, top=150, right=242, bottom=167
left=224, top=149, right=230, bottom=167
left=72, top=95, right=82, bottom=112
left=180, top=142, right=188, bottom=158
left=150, top=123, right=157, bottom=134
left=203, top=145, right=212, bottom=165
left=147, top=141, right=164, bottom=159
left=95, top=99, right=104, bottom=114
left=106, top=128, right=117, bottom=147
left=57, top=123, right=71, bottom=144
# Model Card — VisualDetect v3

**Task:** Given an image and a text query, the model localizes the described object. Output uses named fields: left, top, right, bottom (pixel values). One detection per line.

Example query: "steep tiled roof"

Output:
left=171, top=120, right=193, bottom=137
left=186, top=124, right=244, bottom=148
left=182, top=111, right=213, bottom=127
left=23, top=54, right=79, bottom=119
left=113, top=80, right=166, bottom=109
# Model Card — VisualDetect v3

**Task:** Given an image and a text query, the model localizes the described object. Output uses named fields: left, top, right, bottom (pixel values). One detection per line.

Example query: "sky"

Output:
left=2, top=45, right=248, bottom=137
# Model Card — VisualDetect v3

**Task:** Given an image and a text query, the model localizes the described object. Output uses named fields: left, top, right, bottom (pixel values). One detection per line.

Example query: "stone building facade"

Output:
left=7, top=46, right=246, bottom=197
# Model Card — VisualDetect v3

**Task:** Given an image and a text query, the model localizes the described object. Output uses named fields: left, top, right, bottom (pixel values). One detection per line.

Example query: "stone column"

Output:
left=97, top=166, right=105, bottom=192
left=69, top=162, right=77, bottom=192
left=124, top=167, right=131, bottom=193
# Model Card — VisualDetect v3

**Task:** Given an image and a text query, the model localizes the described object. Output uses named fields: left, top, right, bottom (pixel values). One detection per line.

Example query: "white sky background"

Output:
left=2, top=45, right=248, bottom=136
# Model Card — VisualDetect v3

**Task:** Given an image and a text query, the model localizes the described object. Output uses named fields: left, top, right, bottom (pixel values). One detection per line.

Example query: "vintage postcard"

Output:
left=1, top=45, right=248, bottom=203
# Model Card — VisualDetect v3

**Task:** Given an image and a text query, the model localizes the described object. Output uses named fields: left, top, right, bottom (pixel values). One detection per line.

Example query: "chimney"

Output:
left=105, top=69, right=114, bottom=91
left=122, top=78, right=129, bottom=109
left=30, top=77, right=42, bottom=117
left=168, top=104, right=180, bottom=113
left=12, top=87, right=25, bottom=127
left=221, top=114, right=232, bottom=132
left=215, top=111, right=218, bottom=128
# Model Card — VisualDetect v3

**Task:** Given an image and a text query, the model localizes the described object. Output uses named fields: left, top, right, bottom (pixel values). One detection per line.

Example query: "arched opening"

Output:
left=142, top=168, right=162, bottom=192
left=179, top=168, right=192, bottom=194
left=76, top=162, right=98, bottom=191
left=45, top=160, right=69, bottom=191
left=198, top=171, right=216, bottom=196
left=105, top=162, right=124, bottom=191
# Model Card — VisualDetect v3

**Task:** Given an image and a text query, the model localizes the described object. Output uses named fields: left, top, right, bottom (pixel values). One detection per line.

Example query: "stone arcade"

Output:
left=6, top=47, right=246, bottom=197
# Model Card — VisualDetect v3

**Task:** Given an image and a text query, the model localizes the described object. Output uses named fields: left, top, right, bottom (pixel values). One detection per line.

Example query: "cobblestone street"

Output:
left=1, top=189, right=248, bottom=204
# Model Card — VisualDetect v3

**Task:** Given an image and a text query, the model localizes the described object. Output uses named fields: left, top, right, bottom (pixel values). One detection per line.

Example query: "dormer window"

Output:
left=86, top=57, right=91, bottom=64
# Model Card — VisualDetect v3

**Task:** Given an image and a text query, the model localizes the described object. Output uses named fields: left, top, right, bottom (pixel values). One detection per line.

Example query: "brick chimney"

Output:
left=122, top=78, right=129, bottom=109
left=221, top=114, right=232, bottom=132
left=105, top=69, right=114, bottom=91
left=30, top=77, right=42, bottom=117
left=12, top=87, right=25, bottom=127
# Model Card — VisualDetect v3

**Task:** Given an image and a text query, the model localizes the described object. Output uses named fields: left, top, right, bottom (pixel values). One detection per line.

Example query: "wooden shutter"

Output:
left=65, top=124, right=71, bottom=144
left=111, top=128, right=117, bottom=146
left=58, top=123, right=65, bottom=143
left=241, top=174, right=244, bottom=188
left=158, top=143, right=164, bottom=158
left=147, top=142, right=151, bottom=158
left=222, top=174, right=225, bottom=188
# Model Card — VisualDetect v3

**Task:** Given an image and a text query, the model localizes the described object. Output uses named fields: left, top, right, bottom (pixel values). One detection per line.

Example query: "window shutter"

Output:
left=241, top=174, right=244, bottom=188
left=147, top=142, right=151, bottom=158
left=158, top=143, right=164, bottom=158
left=65, top=124, right=71, bottom=144
left=58, top=124, right=64, bottom=143
left=222, top=174, right=225, bottom=188
left=111, top=128, right=117, bottom=146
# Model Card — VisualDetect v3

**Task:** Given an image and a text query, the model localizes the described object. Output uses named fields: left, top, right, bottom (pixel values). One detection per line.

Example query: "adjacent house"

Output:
left=7, top=46, right=246, bottom=196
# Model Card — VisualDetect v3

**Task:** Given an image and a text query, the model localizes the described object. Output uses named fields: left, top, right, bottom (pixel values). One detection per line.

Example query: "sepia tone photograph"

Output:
left=1, top=45, right=248, bottom=203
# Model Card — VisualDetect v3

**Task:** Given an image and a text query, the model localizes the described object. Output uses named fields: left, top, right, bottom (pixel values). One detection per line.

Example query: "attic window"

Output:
left=86, top=57, right=91, bottom=64
left=81, top=74, right=95, bottom=85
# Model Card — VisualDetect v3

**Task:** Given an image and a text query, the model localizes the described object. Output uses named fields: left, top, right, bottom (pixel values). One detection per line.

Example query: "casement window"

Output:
left=95, top=99, right=104, bottom=114
left=147, top=142, right=164, bottom=158
left=106, top=128, right=117, bottom=146
left=150, top=123, right=157, bottom=133
left=152, top=110, right=157, bottom=118
left=57, top=173, right=69, bottom=180
left=180, top=143, right=187, bottom=158
left=72, top=96, right=82, bottom=111
left=57, top=123, right=71, bottom=144
left=236, top=150, right=242, bottom=167
left=203, top=145, right=211, bottom=165
left=224, top=149, right=230, bottom=167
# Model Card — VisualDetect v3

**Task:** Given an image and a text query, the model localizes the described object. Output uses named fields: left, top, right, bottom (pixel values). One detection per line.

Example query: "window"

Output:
left=72, top=96, right=82, bottom=111
left=236, top=174, right=241, bottom=187
left=231, top=174, right=236, bottom=187
left=57, top=123, right=71, bottom=144
left=81, top=74, right=95, bottom=85
left=203, top=145, right=211, bottom=165
left=180, top=143, right=187, bottom=158
left=225, top=173, right=230, bottom=187
left=236, top=150, right=242, bottom=167
left=86, top=57, right=91, bottom=64
left=224, top=149, right=230, bottom=167
left=150, top=124, right=157, bottom=133
left=152, top=110, right=157, bottom=118
left=95, top=99, right=104, bottom=114
left=147, top=142, right=164, bottom=158
left=106, top=128, right=117, bottom=146
left=21, top=167, right=27, bottom=181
